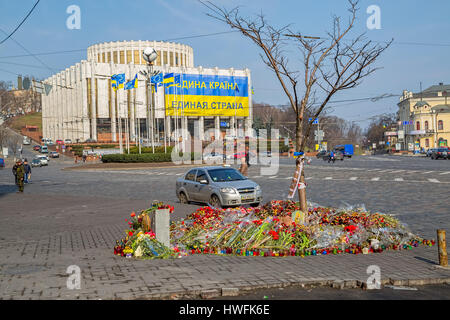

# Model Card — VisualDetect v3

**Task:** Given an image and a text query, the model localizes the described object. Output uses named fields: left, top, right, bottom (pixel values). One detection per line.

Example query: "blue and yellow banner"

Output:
left=164, top=74, right=249, bottom=117
left=124, top=74, right=138, bottom=90
left=111, top=73, right=125, bottom=91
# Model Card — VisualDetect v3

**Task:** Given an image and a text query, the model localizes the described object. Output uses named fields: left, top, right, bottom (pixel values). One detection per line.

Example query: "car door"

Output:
left=193, top=169, right=211, bottom=202
left=182, top=169, right=197, bottom=200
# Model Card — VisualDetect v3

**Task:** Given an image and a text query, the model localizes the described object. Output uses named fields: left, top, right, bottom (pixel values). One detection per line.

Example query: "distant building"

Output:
left=397, top=83, right=450, bottom=150
left=42, top=40, right=253, bottom=143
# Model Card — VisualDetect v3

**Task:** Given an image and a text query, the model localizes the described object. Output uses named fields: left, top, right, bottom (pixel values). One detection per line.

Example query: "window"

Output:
left=416, top=121, right=420, bottom=130
left=97, top=53, right=100, bottom=63
left=113, top=51, right=118, bottom=63
left=102, top=52, right=105, bottom=63
left=126, top=50, right=132, bottom=63
left=156, top=50, right=161, bottom=66
left=207, top=168, right=245, bottom=182
left=107, top=52, right=111, bottom=63
left=175, top=53, right=179, bottom=66
left=119, top=51, right=125, bottom=64
left=425, top=139, right=429, bottom=147
left=163, top=51, right=168, bottom=66
left=169, top=52, right=173, bottom=66
left=438, top=120, right=444, bottom=130
left=425, top=121, right=429, bottom=131
left=134, top=50, right=140, bottom=64
left=185, top=169, right=197, bottom=181
left=196, top=170, right=208, bottom=183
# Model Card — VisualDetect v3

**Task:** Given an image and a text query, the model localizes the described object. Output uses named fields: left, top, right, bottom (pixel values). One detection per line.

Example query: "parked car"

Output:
left=56, top=139, right=63, bottom=145
left=23, top=136, right=31, bottom=145
left=85, top=138, right=97, bottom=143
left=50, top=151, right=59, bottom=158
left=334, top=144, right=354, bottom=158
left=323, top=150, right=344, bottom=161
left=176, top=166, right=262, bottom=208
left=0, top=157, right=4, bottom=168
left=40, top=145, right=49, bottom=154
left=35, top=155, right=48, bottom=166
left=33, top=145, right=41, bottom=151
left=64, top=139, right=72, bottom=144
left=31, top=158, right=42, bottom=167
left=426, top=148, right=438, bottom=157
left=316, top=150, right=327, bottom=159
left=430, top=148, right=449, bottom=160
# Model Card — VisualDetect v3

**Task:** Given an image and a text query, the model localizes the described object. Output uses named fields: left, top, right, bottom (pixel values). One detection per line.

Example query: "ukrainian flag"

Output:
left=163, top=73, right=174, bottom=85
left=125, top=74, right=138, bottom=90
left=111, top=73, right=125, bottom=91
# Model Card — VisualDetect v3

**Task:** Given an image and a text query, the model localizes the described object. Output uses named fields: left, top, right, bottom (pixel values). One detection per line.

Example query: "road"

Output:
left=0, top=144, right=449, bottom=299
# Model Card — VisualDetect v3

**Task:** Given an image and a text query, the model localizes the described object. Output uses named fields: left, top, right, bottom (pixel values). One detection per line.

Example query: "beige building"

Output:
left=397, top=83, right=450, bottom=150
left=41, top=40, right=253, bottom=143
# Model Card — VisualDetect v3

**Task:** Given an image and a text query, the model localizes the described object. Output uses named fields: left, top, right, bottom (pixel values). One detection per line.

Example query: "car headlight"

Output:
left=220, top=187, right=236, bottom=194
left=255, top=185, right=261, bottom=191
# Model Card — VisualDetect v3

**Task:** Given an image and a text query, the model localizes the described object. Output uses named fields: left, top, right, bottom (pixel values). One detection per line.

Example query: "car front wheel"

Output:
left=250, top=203, right=260, bottom=208
left=210, top=194, right=222, bottom=208
left=179, top=192, right=189, bottom=204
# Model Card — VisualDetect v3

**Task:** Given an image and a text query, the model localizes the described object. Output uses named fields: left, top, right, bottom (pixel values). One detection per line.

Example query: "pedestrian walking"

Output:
left=13, top=159, right=25, bottom=193
left=23, top=159, right=32, bottom=183
left=82, top=154, right=86, bottom=163
left=328, top=150, right=335, bottom=163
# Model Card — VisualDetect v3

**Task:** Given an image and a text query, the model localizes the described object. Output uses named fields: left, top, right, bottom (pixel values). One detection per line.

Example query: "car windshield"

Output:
left=207, top=168, right=246, bottom=182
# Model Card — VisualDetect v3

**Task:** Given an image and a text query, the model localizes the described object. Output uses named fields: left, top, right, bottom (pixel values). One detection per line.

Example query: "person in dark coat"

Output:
left=23, top=159, right=32, bottom=183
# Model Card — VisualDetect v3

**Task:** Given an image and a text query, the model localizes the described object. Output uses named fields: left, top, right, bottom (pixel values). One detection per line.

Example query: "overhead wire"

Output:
left=0, top=0, right=41, bottom=45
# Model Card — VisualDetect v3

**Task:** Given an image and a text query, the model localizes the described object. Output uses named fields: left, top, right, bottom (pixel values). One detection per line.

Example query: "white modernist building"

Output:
left=42, top=40, right=253, bottom=143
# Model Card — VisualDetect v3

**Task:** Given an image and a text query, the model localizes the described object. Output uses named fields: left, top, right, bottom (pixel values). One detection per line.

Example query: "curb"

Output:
left=116, top=276, right=450, bottom=300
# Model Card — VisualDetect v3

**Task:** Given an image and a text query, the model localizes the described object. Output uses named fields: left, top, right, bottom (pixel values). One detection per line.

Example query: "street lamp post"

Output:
left=142, top=47, right=158, bottom=154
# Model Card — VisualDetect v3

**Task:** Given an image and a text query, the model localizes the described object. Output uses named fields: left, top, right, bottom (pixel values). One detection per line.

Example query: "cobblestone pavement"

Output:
left=0, top=149, right=449, bottom=299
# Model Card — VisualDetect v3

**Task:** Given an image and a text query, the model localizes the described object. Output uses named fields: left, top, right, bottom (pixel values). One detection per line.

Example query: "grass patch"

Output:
left=7, top=112, right=42, bottom=131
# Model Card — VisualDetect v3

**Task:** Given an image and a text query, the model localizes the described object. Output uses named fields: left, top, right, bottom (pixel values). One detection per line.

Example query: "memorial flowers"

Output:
left=114, top=200, right=434, bottom=259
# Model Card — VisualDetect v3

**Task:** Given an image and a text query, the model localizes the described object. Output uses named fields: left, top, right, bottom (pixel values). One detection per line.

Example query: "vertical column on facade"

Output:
left=215, top=116, right=220, bottom=140
left=181, top=116, right=187, bottom=140
left=66, top=69, right=72, bottom=140
left=166, top=116, right=171, bottom=142
left=129, top=65, right=136, bottom=142
left=50, top=76, right=55, bottom=141
left=62, top=70, right=68, bottom=140
left=110, top=62, right=117, bottom=142
left=198, top=116, right=204, bottom=141
left=76, top=64, right=82, bottom=143
left=71, top=67, right=76, bottom=141
left=245, top=68, right=253, bottom=138
left=57, top=74, right=63, bottom=140
left=81, top=61, right=90, bottom=142
left=90, top=62, right=97, bottom=140
left=229, top=116, right=235, bottom=137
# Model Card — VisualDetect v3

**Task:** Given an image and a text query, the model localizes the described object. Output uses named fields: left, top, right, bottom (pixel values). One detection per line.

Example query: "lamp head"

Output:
left=142, top=47, right=157, bottom=63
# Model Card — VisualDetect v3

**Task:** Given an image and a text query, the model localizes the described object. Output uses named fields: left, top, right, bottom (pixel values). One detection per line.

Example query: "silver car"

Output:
left=176, top=166, right=262, bottom=208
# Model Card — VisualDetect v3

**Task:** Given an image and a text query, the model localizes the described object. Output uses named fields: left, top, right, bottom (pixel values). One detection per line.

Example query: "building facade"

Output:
left=42, top=40, right=253, bottom=143
left=397, top=83, right=450, bottom=150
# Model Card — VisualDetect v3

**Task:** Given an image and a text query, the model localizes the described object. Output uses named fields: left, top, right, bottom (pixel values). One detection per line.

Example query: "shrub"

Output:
left=101, top=152, right=202, bottom=163
left=126, top=146, right=174, bottom=154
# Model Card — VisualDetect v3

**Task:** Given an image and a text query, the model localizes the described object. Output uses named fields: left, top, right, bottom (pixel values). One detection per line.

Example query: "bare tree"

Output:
left=8, top=134, right=21, bottom=160
left=201, top=0, right=392, bottom=210
left=0, top=126, right=10, bottom=149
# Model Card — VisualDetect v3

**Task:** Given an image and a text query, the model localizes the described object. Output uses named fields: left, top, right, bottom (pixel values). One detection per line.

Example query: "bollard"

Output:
left=437, top=229, right=448, bottom=267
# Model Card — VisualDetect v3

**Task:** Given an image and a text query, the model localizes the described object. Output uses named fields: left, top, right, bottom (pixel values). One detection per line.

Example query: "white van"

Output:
left=40, top=145, right=49, bottom=153
left=23, top=136, right=31, bottom=145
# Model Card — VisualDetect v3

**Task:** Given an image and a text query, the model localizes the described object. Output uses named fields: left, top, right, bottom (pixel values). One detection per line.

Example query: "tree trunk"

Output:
left=296, top=115, right=307, bottom=211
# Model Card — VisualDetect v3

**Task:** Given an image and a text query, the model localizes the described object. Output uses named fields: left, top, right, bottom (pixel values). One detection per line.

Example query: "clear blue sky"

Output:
left=1, top=0, right=449, bottom=128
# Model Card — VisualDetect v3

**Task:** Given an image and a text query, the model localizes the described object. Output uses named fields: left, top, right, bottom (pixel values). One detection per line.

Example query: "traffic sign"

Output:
left=309, top=118, right=319, bottom=124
